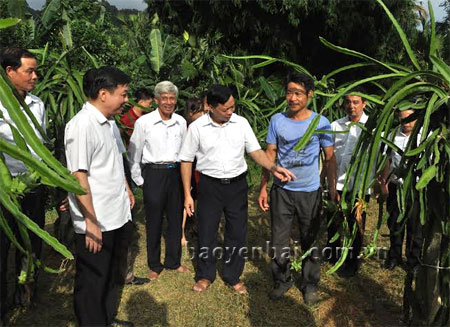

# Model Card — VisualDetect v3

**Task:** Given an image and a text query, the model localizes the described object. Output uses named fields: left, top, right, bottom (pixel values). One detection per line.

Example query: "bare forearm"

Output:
left=325, top=154, right=337, bottom=194
left=181, top=161, right=193, bottom=197
left=73, top=171, right=97, bottom=223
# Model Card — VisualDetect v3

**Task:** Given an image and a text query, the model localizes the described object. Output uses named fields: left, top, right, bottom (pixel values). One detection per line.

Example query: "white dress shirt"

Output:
left=0, top=93, right=46, bottom=176
left=64, top=102, right=131, bottom=234
left=179, top=113, right=261, bottom=178
left=389, top=129, right=421, bottom=185
left=128, top=109, right=187, bottom=186
left=332, top=112, right=369, bottom=191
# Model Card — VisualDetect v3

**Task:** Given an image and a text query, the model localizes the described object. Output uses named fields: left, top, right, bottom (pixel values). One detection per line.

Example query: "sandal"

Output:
left=193, top=279, right=211, bottom=292
left=231, top=281, right=248, bottom=295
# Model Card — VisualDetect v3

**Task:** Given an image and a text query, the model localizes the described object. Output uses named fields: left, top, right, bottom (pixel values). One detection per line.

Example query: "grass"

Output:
left=7, top=187, right=406, bottom=327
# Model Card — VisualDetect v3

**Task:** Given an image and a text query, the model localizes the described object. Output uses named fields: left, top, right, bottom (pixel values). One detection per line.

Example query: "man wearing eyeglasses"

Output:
left=128, top=81, right=190, bottom=282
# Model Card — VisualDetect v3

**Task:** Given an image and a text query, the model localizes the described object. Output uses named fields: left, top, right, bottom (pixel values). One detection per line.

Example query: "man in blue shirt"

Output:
left=258, top=72, right=337, bottom=305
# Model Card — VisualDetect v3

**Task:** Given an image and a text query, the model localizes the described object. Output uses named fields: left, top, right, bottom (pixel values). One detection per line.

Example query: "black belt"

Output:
left=145, top=162, right=180, bottom=169
left=201, top=171, right=247, bottom=185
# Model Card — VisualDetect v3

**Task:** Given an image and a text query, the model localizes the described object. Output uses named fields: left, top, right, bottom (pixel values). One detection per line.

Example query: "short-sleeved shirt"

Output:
left=64, top=102, right=131, bottom=234
left=127, top=109, right=187, bottom=186
left=0, top=93, right=46, bottom=176
left=179, top=113, right=261, bottom=179
left=266, top=111, right=333, bottom=192
left=389, top=129, right=421, bottom=185
left=331, top=112, right=369, bottom=191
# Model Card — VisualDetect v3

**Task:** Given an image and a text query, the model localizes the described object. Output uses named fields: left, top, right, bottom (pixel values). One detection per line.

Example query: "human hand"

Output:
left=184, top=195, right=195, bottom=217
left=258, top=189, right=269, bottom=212
left=85, top=220, right=102, bottom=253
left=271, top=166, right=296, bottom=182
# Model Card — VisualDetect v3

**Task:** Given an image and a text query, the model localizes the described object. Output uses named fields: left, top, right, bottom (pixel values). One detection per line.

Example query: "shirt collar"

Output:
left=344, top=111, right=368, bottom=125
left=24, top=93, right=38, bottom=106
left=153, top=109, right=178, bottom=126
left=84, top=102, right=109, bottom=125
left=203, top=112, right=237, bottom=127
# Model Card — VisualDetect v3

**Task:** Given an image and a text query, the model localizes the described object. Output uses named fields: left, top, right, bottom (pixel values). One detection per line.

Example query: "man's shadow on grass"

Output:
left=123, top=289, right=168, bottom=327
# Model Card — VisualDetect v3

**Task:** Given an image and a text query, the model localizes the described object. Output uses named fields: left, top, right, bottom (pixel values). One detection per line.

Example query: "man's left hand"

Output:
left=128, top=189, right=135, bottom=209
left=271, top=166, right=296, bottom=182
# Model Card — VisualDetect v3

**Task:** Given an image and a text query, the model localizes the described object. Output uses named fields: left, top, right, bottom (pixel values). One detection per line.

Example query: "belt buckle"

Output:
left=167, top=163, right=176, bottom=169
left=221, top=178, right=231, bottom=185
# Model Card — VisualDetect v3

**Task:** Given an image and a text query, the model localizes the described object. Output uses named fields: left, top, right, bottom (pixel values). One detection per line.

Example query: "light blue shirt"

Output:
left=266, top=111, right=333, bottom=192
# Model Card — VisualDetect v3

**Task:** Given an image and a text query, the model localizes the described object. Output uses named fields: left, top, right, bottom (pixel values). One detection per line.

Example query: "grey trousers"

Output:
left=270, top=185, right=321, bottom=293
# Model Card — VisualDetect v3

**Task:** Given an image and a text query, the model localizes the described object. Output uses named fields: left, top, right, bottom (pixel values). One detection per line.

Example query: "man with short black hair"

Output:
left=181, top=84, right=294, bottom=295
left=0, top=47, right=47, bottom=318
left=258, top=72, right=336, bottom=305
left=65, top=66, right=135, bottom=327
left=327, top=86, right=370, bottom=277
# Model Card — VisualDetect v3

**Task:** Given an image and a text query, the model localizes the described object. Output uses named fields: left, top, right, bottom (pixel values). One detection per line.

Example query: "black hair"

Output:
left=285, top=71, right=314, bottom=93
left=206, top=84, right=233, bottom=107
left=184, top=97, right=203, bottom=121
left=134, top=88, right=153, bottom=101
left=344, top=85, right=367, bottom=102
left=83, top=66, right=130, bottom=100
left=0, top=47, right=36, bottom=70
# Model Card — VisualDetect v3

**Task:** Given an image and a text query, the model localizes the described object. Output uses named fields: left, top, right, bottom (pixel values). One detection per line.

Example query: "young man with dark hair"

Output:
left=379, top=109, right=423, bottom=272
left=258, top=72, right=337, bottom=305
left=326, top=86, right=370, bottom=277
left=0, top=47, right=46, bottom=318
left=65, top=66, right=135, bottom=327
left=180, top=84, right=295, bottom=295
left=120, top=88, right=153, bottom=146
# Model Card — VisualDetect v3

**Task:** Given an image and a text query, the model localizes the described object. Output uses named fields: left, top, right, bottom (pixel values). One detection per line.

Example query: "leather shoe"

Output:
left=269, top=282, right=293, bottom=300
left=383, top=258, right=401, bottom=270
left=109, top=319, right=134, bottom=327
left=148, top=270, right=160, bottom=281
left=303, top=291, right=319, bottom=306
left=126, top=276, right=150, bottom=285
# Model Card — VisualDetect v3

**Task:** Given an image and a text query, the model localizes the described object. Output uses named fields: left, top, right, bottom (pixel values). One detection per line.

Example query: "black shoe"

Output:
left=269, top=282, right=293, bottom=300
left=338, top=265, right=358, bottom=278
left=126, top=276, right=150, bottom=285
left=109, top=319, right=134, bottom=327
left=303, top=291, right=319, bottom=306
left=383, top=258, right=401, bottom=270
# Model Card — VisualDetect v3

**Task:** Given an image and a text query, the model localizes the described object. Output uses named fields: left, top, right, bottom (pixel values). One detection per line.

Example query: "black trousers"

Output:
left=387, top=184, right=423, bottom=267
left=270, top=185, right=321, bottom=294
left=195, top=174, right=248, bottom=286
left=0, top=185, right=46, bottom=321
left=326, top=191, right=370, bottom=272
left=143, top=166, right=183, bottom=273
left=74, top=221, right=131, bottom=327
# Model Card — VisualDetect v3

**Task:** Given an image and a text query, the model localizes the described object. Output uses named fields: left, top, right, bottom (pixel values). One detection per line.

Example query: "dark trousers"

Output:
left=143, top=167, right=183, bottom=273
left=0, top=185, right=46, bottom=321
left=387, top=184, right=423, bottom=267
left=195, top=174, right=248, bottom=286
left=326, top=191, right=370, bottom=272
left=74, top=221, right=131, bottom=327
left=270, top=186, right=321, bottom=294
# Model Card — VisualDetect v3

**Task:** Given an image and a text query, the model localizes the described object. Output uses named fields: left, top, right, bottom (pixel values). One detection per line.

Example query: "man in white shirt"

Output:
left=180, top=84, right=294, bottom=294
left=128, top=81, right=189, bottom=281
left=0, top=47, right=47, bottom=316
left=327, top=87, right=370, bottom=277
left=65, top=66, right=135, bottom=327
left=379, top=109, right=423, bottom=271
